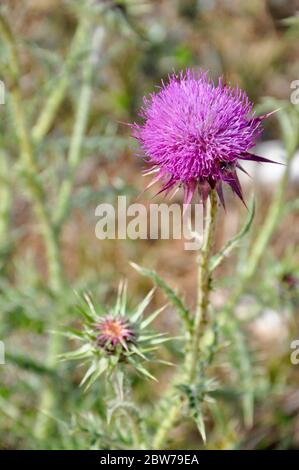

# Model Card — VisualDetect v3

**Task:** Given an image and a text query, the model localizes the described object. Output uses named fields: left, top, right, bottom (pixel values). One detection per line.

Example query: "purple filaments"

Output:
left=133, top=69, right=276, bottom=207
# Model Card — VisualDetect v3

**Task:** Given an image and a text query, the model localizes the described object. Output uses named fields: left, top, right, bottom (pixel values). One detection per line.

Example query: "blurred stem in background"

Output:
left=220, top=105, right=299, bottom=429
left=0, top=13, right=64, bottom=291
left=0, top=12, right=64, bottom=439
left=31, top=15, right=93, bottom=146
left=0, top=151, right=12, bottom=268
left=53, top=26, right=105, bottom=231
left=0, top=2, right=103, bottom=440
left=226, top=106, right=298, bottom=310
left=152, top=191, right=218, bottom=449
left=34, top=16, right=104, bottom=439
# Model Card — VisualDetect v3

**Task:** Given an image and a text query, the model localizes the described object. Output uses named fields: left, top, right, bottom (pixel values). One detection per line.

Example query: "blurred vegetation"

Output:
left=0, top=0, right=298, bottom=450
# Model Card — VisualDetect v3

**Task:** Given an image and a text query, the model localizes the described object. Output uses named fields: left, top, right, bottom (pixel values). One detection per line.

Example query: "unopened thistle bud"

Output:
left=96, top=315, right=135, bottom=352
left=61, top=282, right=171, bottom=389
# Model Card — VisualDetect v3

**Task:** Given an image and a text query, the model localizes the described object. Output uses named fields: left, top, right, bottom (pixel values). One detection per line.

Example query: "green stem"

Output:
left=152, top=397, right=182, bottom=450
left=53, top=26, right=104, bottom=231
left=0, top=13, right=63, bottom=292
left=10, top=76, right=63, bottom=291
left=33, top=329, right=63, bottom=438
left=188, top=190, right=218, bottom=383
left=152, top=191, right=218, bottom=450
left=31, top=15, right=92, bottom=145
left=34, top=21, right=101, bottom=441
left=0, top=151, right=12, bottom=261
left=0, top=12, right=65, bottom=439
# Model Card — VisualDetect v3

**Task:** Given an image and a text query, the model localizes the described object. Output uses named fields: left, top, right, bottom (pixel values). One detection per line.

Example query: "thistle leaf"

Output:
left=80, top=362, right=97, bottom=387
left=130, top=262, right=191, bottom=329
left=120, top=280, right=128, bottom=316
left=59, top=343, right=92, bottom=361
left=129, top=344, right=148, bottom=360
left=144, top=336, right=174, bottom=346
left=209, top=199, right=255, bottom=272
left=140, top=305, right=166, bottom=329
left=130, top=287, right=155, bottom=323
left=83, top=293, right=97, bottom=319
left=193, top=409, right=206, bottom=444
left=130, top=360, right=158, bottom=382
left=156, top=359, right=174, bottom=366
left=83, top=358, right=109, bottom=391
left=114, top=280, right=126, bottom=316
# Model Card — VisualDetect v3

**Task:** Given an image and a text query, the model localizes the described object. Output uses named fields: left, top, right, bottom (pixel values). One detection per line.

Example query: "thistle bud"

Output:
left=61, top=282, right=171, bottom=389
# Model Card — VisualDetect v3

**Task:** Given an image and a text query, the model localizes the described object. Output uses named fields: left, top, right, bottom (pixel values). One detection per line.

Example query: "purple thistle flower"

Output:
left=132, top=69, right=277, bottom=207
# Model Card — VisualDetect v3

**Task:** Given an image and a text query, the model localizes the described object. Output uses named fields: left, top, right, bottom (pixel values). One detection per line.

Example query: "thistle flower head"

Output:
left=96, top=315, right=135, bottom=351
left=133, top=69, right=276, bottom=207
left=61, top=282, right=170, bottom=389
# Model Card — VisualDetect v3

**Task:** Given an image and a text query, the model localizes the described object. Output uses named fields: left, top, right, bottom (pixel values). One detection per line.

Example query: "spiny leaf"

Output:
left=51, top=327, right=84, bottom=341
left=129, top=344, right=148, bottom=361
left=59, top=343, right=92, bottom=361
left=130, top=287, right=155, bottom=323
left=144, top=336, right=174, bottom=346
left=193, top=409, right=206, bottom=444
left=83, top=293, right=97, bottom=319
left=209, top=199, right=255, bottom=272
left=155, top=359, right=174, bottom=366
left=138, top=332, right=167, bottom=341
left=129, top=359, right=158, bottom=382
left=140, top=305, right=166, bottom=329
left=76, top=303, right=95, bottom=323
left=120, top=280, right=128, bottom=316
left=80, top=362, right=97, bottom=387
left=83, top=358, right=109, bottom=391
left=130, top=262, right=191, bottom=329
left=114, top=280, right=127, bottom=316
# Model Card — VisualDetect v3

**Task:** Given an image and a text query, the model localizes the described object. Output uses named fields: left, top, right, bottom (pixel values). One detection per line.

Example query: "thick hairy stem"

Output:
left=188, top=190, right=218, bottom=383
left=152, top=191, right=218, bottom=450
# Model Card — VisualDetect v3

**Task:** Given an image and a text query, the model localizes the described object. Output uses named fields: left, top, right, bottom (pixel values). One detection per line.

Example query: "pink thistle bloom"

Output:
left=132, top=69, right=277, bottom=207
left=96, top=315, right=135, bottom=351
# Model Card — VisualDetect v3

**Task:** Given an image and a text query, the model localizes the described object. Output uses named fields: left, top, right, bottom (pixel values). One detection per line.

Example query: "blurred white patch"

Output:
left=238, top=140, right=299, bottom=188
left=250, top=308, right=288, bottom=345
